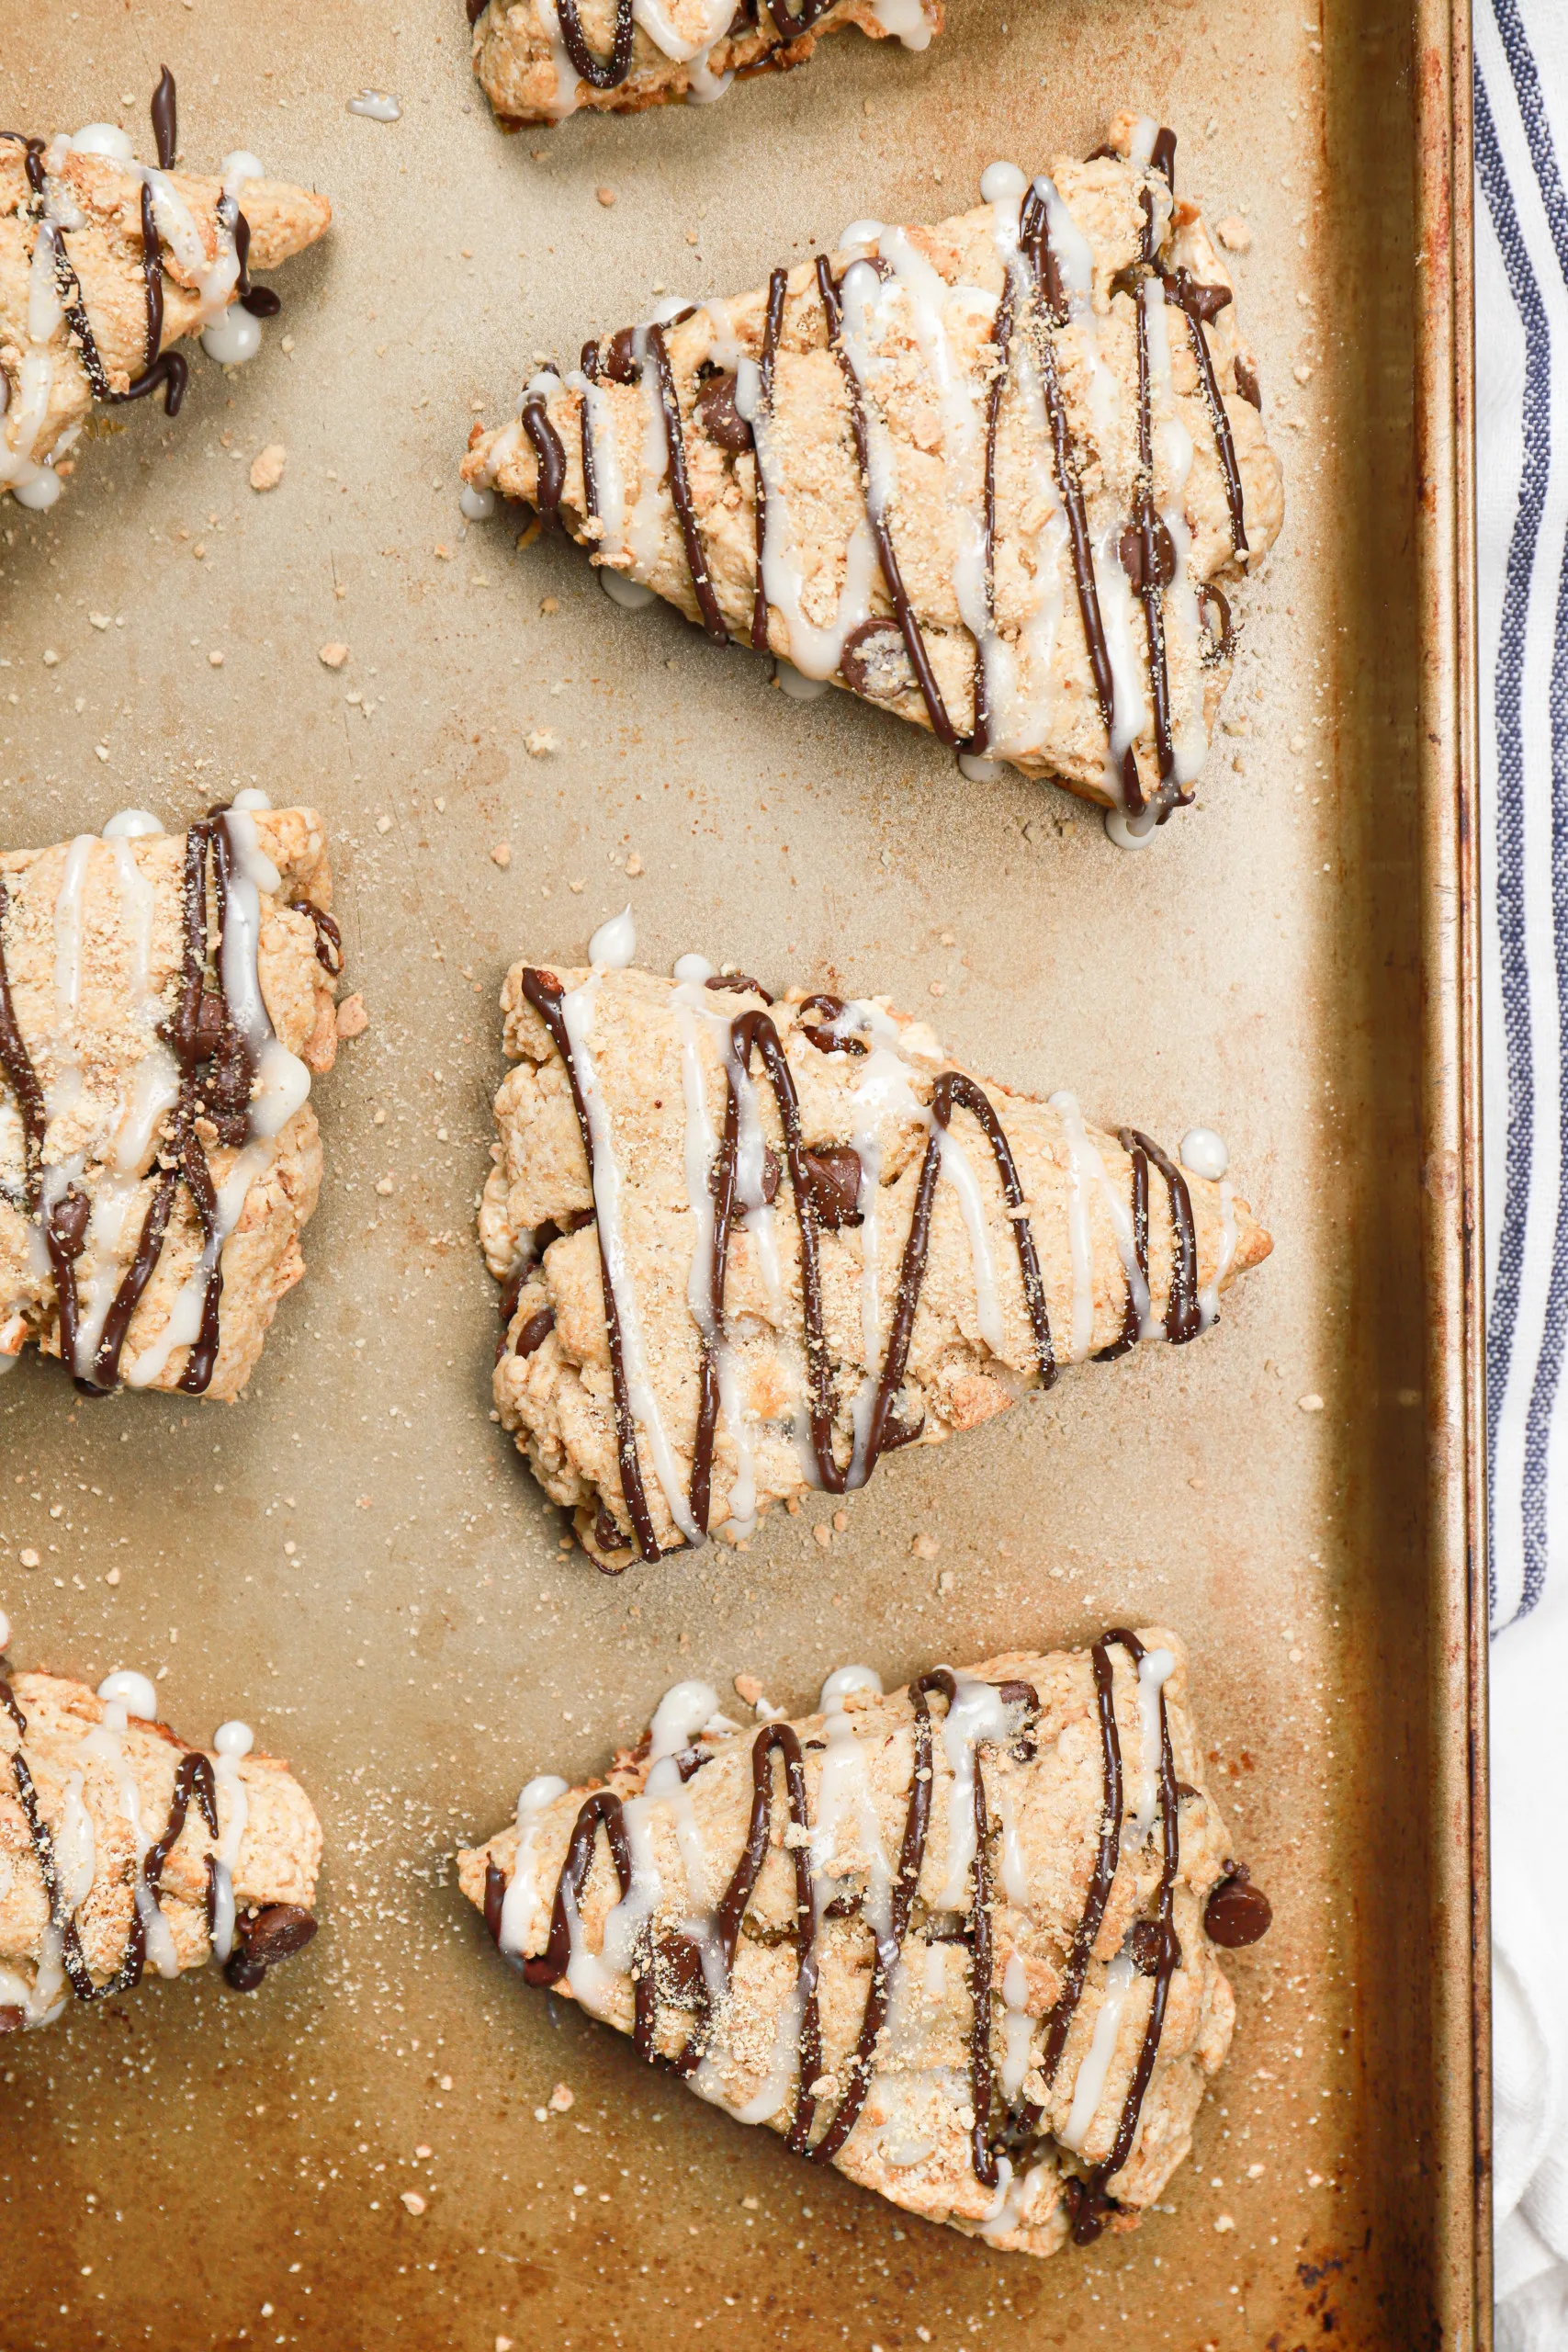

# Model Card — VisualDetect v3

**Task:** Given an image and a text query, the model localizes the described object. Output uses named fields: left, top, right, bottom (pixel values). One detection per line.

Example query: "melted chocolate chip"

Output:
left=592, top=1503, right=626, bottom=1555
left=1130, top=1917, right=1181, bottom=1977
left=513, top=1306, right=556, bottom=1360
left=839, top=616, right=915, bottom=703
left=0, top=2004, right=24, bottom=2033
left=800, top=1147, right=862, bottom=1229
left=694, top=371, right=753, bottom=453
left=704, top=972, right=773, bottom=1004
left=243, top=1905, right=319, bottom=1965
left=1203, top=1866, right=1272, bottom=1948
left=1117, top=517, right=1177, bottom=594
left=600, top=328, right=641, bottom=386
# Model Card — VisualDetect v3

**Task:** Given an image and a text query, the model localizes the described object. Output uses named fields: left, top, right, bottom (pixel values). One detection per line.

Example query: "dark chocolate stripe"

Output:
left=816, top=253, right=961, bottom=748
left=491, top=1651, right=1219, bottom=2208
left=0, top=873, right=47, bottom=1207
left=522, top=389, right=567, bottom=519
left=2, top=1679, right=222, bottom=2007
left=1017, top=190, right=1141, bottom=806
left=1162, top=266, right=1248, bottom=557
left=1066, top=1625, right=1183, bottom=2245
left=1124, top=1126, right=1200, bottom=1343
left=646, top=325, right=728, bottom=643
left=151, top=66, right=176, bottom=171
left=750, top=266, right=789, bottom=652
left=520, top=967, right=665, bottom=1564
left=553, top=0, right=635, bottom=91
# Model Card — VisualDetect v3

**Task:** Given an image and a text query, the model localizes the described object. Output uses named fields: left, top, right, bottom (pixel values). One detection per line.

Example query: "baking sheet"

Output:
left=0, top=0, right=1483, bottom=2346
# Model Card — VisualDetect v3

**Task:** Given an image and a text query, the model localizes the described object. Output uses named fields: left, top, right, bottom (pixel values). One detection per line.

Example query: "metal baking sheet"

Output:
left=0, top=0, right=1484, bottom=2345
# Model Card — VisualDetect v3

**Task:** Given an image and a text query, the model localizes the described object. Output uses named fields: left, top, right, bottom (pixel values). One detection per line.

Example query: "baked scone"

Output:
left=1, top=68, right=331, bottom=510
left=458, top=1628, right=1272, bottom=2254
left=468, top=0, right=939, bottom=128
left=462, top=114, right=1282, bottom=830
left=0, top=797, right=344, bottom=1401
left=1, top=1645, right=321, bottom=2029
left=481, top=932, right=1269, bottom=1567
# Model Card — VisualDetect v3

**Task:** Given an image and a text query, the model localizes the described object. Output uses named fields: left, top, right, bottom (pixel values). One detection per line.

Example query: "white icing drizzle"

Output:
left=79, top=1690, right=178, bottom=1981
left=1126, top=1648, right=1174, bottom=1847
left=498, top=1772, right=570, bottom=1961
left=530, top=0, right=583, bottom=118
left=219, top=809, right=311, bottom=1139
left=671, top=952, right=715, bottom=983
left=125, top=1138, right=268, bottom=1389
left=559, top=974, right=700, bottom=1543
left=739, top=321, right=878, bottom=677
left=1197, top=1179, right=1235, bottom=1333
left=460, top=483, right=496, bottom=521
left=1141, top=277, right=1207, bottom=786
left=934, top=1125, right=1005, bottom=1354
left=1061, top=1948, right=1136, bottom=2151
left=774, top=661, right=830, bottom=702
left=935, top=1675, right=1010, bottom=1906
left=991, top=1773, right=1029, bottom=1905
left=101, top=808, right=164, bottom=841
left=810, top=1668, right=893, bottom=1945
left=624, top=326, right=670, bottom=584
left=588, top=905, right=637, bottom=969
left=347, top=90, right=402, bottom=121
left=1047, top=1090, right=1099, bottom=1362
left=209, top=1718, right=254, bottom=1963
left=598, top=1681, right=720, bottom=1991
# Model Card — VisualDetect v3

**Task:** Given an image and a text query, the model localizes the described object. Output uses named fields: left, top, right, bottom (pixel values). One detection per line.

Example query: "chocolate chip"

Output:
left=0, top=2004, right=25, bottom=2033
left=651, top=1929, right=707, bottom=2005
left=1118, top=519, right=1177, bottom=593
left=48, top=1185, right=91, bottom=1254
left=245, top=1905, right=318, bottom=1964
left=1235, top=355, right=1262, bottom=411
left=186, top=990, right=224, bottom=1060
left=1203, top=1865, right=1272, bottom=1948
left=593, top=1503, right=626, bottom=1555
left=513, top=1306, right=555, bottom=1361
left=1130, top=1917, right=1180, bottom=1977
left=840, top=617, right=914, bottom=704
left=601, top=328, right=641, bottom=386
left=801, top=1147, right=862, bottom=1229
left=223, top=1904, right=317, bottom=1992
left=694, top=371, right=752, bottom=454
left=240, top=285, right=282, bottom=319
left=704, top=972, right=773, bottom=1004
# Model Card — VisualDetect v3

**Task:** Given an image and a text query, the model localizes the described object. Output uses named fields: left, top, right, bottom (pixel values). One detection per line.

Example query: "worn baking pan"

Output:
left=0, top=0, right=1485, bottom=2345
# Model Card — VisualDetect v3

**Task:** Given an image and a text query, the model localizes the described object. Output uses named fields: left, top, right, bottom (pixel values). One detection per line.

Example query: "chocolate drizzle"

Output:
left=0, top=810, right=333, bottom=1396
left=485, top=1638, right=1267, bottom=2224
left=0, top=1678, right=219, bottom=2005
left=516, top=976, right=1206, bottom=1564
left=527, top=127, right=1252, bottom=818
left=816, top=254, right=961, bottom=749
left=522, top=389, right=567, bottom=519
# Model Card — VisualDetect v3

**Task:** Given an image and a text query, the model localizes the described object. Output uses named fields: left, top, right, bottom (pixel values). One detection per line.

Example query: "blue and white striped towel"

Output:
left=1477, top=3, right=1568, bottom=2343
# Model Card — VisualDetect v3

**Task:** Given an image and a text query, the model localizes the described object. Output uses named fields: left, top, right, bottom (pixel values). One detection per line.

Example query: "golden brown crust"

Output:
left=0, top=138, right=331, bottom=501
left=463, top=115, right=1282, bottom=809
left=0, top=1669, right=321, bottom=2017
left=0, top=808, right=341, bottom=1401
left=482, top=965, right=1269, bottom=1565
left=457, top=1628, right=1246, bottom=2256
left=470, top=0, right=941, bottom=127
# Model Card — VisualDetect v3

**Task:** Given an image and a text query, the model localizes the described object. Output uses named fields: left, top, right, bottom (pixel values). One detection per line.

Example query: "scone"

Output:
left=0, top=796, right=344, bottom=1401
left=481, top=932, right=1269, bottom=1567
left=457, top=1628, right=1272, bottom=2254
left=1, top=1642, right=321, bottom=2029
left=462, top=113, right=1282, bottom=829
left=468, top=0, right=939, bottom=129
left=1, top=67, right=331, bottom=510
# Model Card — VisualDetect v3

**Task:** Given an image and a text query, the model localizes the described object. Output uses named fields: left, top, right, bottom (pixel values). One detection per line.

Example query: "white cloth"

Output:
left=1477, top=2, right=1568, bottom=2340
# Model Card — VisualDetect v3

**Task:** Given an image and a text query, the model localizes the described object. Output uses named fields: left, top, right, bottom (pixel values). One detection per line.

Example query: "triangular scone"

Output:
left=463, top=114, right=1282, bottom=826
left=0, top=800, right=344, bottom=1400
left=1, top=71, right=331, bottom=510
left=1, top=1660, right=321, bottom=2030
left=481, top=956, right=1269, bottom=1567
left=458, top=1629, right=1272, bottom=2255
left=471, top=0, right=939, bottom=127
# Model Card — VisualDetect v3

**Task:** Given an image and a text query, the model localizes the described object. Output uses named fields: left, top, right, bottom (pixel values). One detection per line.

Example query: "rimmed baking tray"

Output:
left=0, top=0, right=1485, bottom=2344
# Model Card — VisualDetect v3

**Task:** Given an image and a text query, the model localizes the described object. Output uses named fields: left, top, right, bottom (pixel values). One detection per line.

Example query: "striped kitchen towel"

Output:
left=1476, top=2, right=1568, bottom=2343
